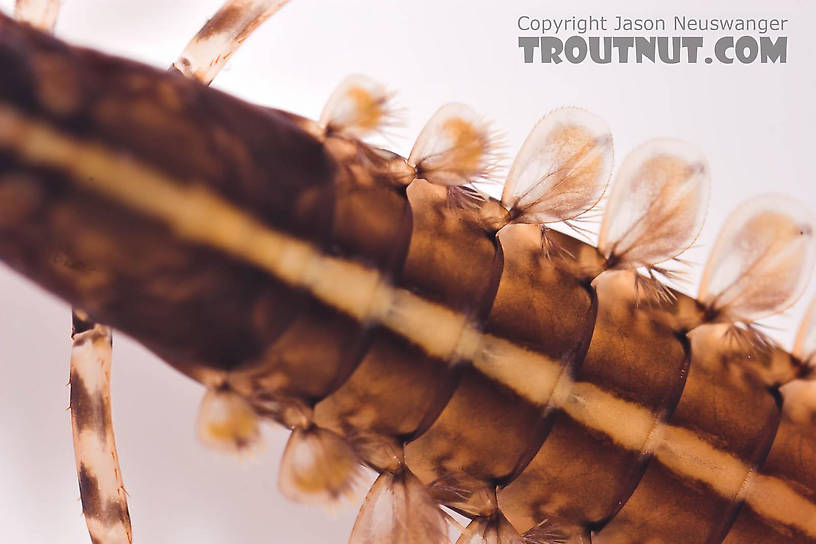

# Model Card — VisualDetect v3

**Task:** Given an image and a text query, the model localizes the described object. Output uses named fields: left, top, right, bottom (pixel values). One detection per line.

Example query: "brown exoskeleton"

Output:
left=2, top=1, right=816, bottom=543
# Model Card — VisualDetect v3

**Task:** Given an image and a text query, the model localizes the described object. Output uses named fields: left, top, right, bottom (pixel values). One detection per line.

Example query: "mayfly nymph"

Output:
left=1, top=1, right=815, bottom=543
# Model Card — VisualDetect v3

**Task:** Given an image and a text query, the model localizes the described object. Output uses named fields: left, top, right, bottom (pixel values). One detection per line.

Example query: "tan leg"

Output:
left=173, top=0, right=290, bottom=85
left=13, top=0, right=60, bottom=32
left=69, top=313, right=133, bottom=544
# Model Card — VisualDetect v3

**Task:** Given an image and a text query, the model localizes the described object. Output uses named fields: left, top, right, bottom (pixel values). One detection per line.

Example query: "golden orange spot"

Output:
left=347, top=86, right=383, bottom=131
left=443, top=116, right=486, bottom=175
left=197, top=387, right=261, bottom=453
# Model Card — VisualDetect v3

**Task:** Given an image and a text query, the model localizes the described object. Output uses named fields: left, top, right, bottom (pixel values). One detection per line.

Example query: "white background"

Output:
left=0, top=0, right=813, bottom=543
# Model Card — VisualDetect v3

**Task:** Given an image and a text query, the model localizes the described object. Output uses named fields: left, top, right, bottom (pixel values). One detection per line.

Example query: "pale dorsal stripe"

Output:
left=0, top=103, right=813, bottom=538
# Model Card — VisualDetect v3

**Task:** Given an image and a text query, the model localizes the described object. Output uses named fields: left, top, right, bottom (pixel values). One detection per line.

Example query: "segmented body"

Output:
left=0, top=6, right=815, bottom=544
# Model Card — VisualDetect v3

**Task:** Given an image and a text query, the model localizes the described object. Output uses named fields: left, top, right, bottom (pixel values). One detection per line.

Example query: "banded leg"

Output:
left=70, top=312, right=132, bottom=544
left=172, top=0, right=290, bottom=84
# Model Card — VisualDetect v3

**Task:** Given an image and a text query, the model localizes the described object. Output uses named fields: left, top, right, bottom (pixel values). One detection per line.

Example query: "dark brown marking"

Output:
left=31, top=51, right=84, bottom=116
left=70, top=371, right=102, bottom=431
left=72, top=311, right=96, bottom=336
left=77, top=464, right=102, bottom=517
left=195, top=4, right=245, bottom=40
left=0, top=173, right=42, bottom=227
